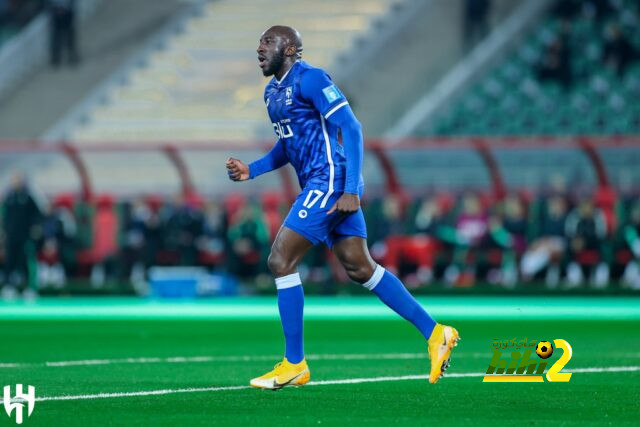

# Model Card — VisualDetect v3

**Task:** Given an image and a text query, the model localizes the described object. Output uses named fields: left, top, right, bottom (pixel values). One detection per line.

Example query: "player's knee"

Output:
left=345, top=264, right=375, bottom=284
left=266, top=252, right=284, bottom=275
left=267, top=250, right=295, bottom=277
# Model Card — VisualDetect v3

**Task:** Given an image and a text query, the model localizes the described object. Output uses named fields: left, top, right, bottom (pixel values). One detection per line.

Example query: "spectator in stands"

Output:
left=197, top=200, right=226, bottom=268
left=414, top=196, right=452, bottom=238
left=119, top=199, right=147, bottom=286
left=462, top=0, right=491, bottom=51
left=621, top=200, right=640, bottom=290
left=365, top=195, right=449, bottom=287
left=565, top=198, right=609, bottom=288
left=583, top=0, right=614, bottom=22
left=1, top=173, right=41, bottom=297
left=227, top=203, right=269, bottom=279
left=553, top=0, right=580, bottom=21
left=48, top=0, right=78, bottom=66
left=142, top=197, right=164, bottom=268
left=413, top=196, right=456, bottom=284
left=445, top=193, right=488, bottom=286
left=603, top=23, right=637, bottom=76
left=165, top=195, right=204, bottom=266
left=536, top=32, right=572, bottom=88
left=488, top=196, right=528, bottom=287
left=37, top=201, right=76, bottom=288
left=366, top=195, right=406, bottom=276
left=521, top=195, right=568, bottom=287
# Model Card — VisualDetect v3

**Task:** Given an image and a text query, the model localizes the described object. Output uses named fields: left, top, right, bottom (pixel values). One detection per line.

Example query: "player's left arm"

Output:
left=300, top=68, right=363, bottom=215
left=325, top=105, right=362, bottom=215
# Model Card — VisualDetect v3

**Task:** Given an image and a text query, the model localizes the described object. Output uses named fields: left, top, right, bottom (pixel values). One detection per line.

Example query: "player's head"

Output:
left=257, top=25, right=303, bottom=77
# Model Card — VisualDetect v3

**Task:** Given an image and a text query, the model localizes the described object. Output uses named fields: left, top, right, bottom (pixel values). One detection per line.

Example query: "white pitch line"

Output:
left=33, top=385, right=252, bottom=402
left=3, top=366, right=639, bottom=405
left=4, top=350, right=640, bottom=370
left=0, top=352, right=490, bottom=369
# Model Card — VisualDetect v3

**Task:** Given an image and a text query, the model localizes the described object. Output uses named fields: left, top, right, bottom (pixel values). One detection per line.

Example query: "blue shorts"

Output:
left=283, top=185, right=367, bottom=248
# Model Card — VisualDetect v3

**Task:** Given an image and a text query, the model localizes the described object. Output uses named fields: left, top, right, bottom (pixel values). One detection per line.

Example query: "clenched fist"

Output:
left=226, top=157, right=250, bottom=181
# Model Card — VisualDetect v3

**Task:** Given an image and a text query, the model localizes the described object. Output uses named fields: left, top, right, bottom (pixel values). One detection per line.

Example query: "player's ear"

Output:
left=285, top=45, right=297, bottom=57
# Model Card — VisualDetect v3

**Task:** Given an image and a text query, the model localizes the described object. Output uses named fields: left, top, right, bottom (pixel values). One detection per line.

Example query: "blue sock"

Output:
left=276, top=273, right=304, bottom=364
left=365, top=265, right=436, bottom=340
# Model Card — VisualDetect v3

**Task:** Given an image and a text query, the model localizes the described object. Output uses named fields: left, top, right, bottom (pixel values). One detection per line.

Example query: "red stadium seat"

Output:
left=576, top=250, right=600, bottom=266
left=76, top=194, right=118, bottom=266
left=262, top=192, right=284, bottom=240
left=53, top=192, right=75, bottom=210
left=146, top=194, right=164, bottom=213
left=594, top=186, right=617, bottom=235
left=185, top=192, right=205, bottom=210
left=224, top=193, right=247, bottom=225
left=436, top=192, right=455, bottom=213
left=615, top=249, right=633, bottom=265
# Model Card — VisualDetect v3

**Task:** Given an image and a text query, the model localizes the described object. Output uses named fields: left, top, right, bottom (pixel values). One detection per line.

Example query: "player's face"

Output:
left=257, top=32, right=286, bottom=77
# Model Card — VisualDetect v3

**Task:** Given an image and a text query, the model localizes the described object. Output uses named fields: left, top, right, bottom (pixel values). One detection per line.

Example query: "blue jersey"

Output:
left=264, top=61, right=361, bottom=200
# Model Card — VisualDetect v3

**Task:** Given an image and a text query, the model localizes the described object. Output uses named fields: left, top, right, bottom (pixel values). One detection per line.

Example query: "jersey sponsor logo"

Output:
left=273, top=121, right=294, bottom=139
left=322, top=85, right=341, bottom=103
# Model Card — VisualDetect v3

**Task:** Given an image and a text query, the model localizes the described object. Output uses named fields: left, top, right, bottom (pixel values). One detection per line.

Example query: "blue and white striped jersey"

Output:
left=264, top=61, right=361, bottom=200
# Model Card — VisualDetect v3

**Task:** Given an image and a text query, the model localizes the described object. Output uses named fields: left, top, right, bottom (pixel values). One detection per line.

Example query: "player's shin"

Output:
left=275, top=273, right=305, bottom=364
left=363, top=265, right=436, bottom=340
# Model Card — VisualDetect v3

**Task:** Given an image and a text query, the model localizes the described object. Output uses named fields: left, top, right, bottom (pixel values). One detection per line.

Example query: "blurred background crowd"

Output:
left=3, top=171, right=640, bottom=296
left=1, top=0, right=639, bottom=297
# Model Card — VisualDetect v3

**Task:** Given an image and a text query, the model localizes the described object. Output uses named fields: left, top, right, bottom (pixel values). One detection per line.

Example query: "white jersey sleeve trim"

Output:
left=324, top=101, right=349, bottom=119
left=319, top=115, right=335, bottom=208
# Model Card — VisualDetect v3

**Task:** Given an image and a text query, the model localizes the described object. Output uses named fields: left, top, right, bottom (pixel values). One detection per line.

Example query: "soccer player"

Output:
left=226, top=25, right=459, bottom=389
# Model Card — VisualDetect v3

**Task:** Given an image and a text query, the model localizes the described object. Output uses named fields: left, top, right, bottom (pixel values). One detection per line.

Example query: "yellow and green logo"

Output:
left=483, top=338, right=573, bottom=382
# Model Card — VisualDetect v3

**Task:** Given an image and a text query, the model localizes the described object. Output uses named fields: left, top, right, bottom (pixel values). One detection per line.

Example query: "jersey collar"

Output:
left=275, top=60, right=299, bottom=86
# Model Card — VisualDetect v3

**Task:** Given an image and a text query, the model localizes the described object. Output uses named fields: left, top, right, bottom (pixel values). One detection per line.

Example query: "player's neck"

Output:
left=275, top=60, right=298, bottom=84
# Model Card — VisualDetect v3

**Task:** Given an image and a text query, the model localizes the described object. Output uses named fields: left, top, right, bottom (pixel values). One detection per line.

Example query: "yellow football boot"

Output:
left=427, top=323, right=460, bottom=384
left=250, top=358, right=310, bottom=390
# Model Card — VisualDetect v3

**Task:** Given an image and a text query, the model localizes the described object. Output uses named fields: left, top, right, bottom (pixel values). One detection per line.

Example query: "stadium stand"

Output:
left=0, top=0, right=42, bottom=47
left=428, top=0, right=640, bottom=136
left=65, top=0, right=395, bottom=144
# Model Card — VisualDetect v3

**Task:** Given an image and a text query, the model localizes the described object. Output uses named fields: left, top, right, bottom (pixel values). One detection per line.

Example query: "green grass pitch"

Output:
left=1, top=296, right=639, bottom=426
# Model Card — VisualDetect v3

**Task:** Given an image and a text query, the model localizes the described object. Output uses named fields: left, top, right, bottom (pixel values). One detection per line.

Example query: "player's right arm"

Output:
left=226, top=139, right=289, bottom=182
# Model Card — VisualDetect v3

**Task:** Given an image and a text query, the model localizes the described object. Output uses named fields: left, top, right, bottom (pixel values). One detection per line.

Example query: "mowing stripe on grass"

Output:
left=3, top=366, right=639, bottom=404
left=2, top=296, right=639, bottom=320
